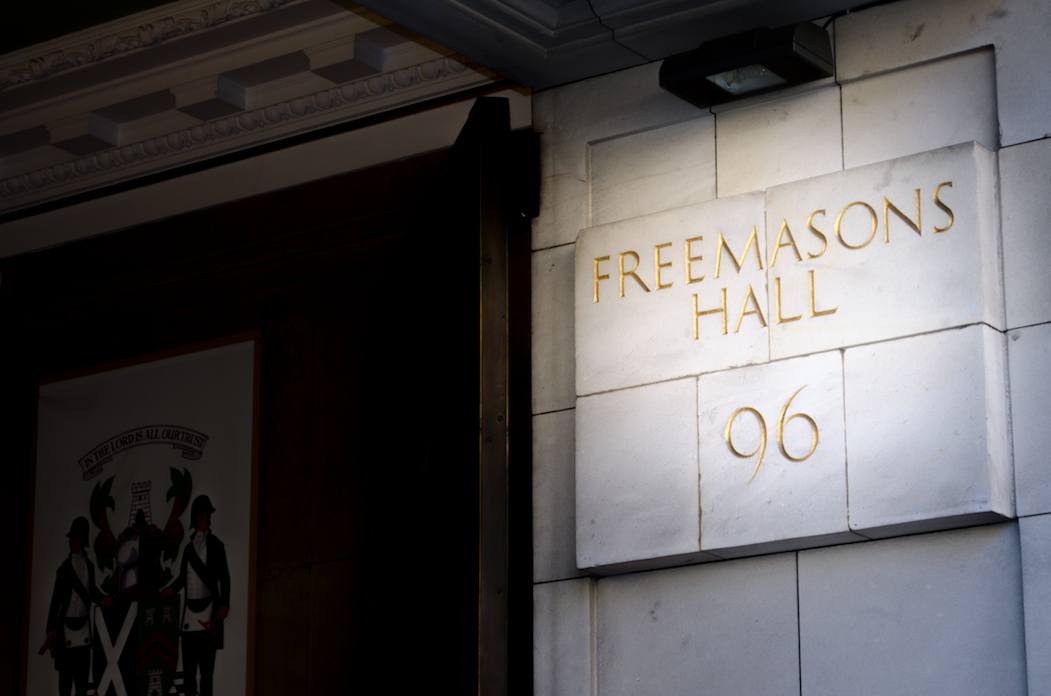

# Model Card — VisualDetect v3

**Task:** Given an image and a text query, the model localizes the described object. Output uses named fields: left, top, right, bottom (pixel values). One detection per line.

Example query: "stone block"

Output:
left=835, top=0, right=993, bottom=80
left=835, top=0, right=1051, bottom=146
left=589, top=116, right=716, bottom=227
left=533, top=410, right=581, bottom=582
left=534, top=579, right=592, bottom=696
left=353, top=26, right=444, bottom=72
left=799, top=524, right=1026, bottom=696
left=576, top=378, right=713, bottom=571
left=1010, top=323, right=1051, bottom=517
left=536, top=63, right=702, bottom=190
left=1000, top=137, right=1051, bottom=328
left=575, top=192, right=768, bottom=396
left=715, top=83, right=842, bottom=197
left=533, top=244, right=576, bottom=414
left=697, top=352, right=859, bottom=556
left=540, top=62, right=700, bottom=154
left=542, top=137, right=588, bottom=183
left=1021, top=514, right=1051, bottom=696
left=597, top=553, right=798, bottom=696
left=532, top=88, right=556, bottom=137
left=842, top=49, right=997, bottom=169
left=89, top=90, right=178, bottom=143
left=532, top=173, right=587, bottom=250
left=845, top=325, right=1012, bottom=536
left=766, top=142, right=1003, bottom=359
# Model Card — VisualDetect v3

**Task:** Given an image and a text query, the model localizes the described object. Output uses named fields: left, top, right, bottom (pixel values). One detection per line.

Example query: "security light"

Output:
left=659, top=23, right=834, bottom=108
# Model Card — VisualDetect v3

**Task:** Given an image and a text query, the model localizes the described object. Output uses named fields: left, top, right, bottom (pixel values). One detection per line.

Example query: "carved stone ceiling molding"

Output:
left=0, top=56, right=484, bottom=207
left=0, top=0, right=874, bottom=215
left=0, top=0, right=494, bottom=215
left=356, top=0, right=868, bottom=88
left=0, top=0, right=308, bottom=93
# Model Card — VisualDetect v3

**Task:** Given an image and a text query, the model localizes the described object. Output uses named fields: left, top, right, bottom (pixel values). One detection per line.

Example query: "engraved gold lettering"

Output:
left=883, top=188, right=922, bottom=243
left=806, top=209, right=829, bottom=259
left=734, top=283, right=768, bottom=333
left=654, top=242, right=673, bottom=290
left=714, top=227, right=763, bottom=279
left=592, top=255, right=610, bottom=303
left=692, top=288, right=728, bottom=339
left=774, top=276, right=801, bottom=324
left=933, top=181, right=955, bottom=233
left=808, top=269, right=838, bottom=318
left=776, top=386, right=819, bottom=462
left=618, top=250, right=650, bottom=298
left=834, top=201, right=878, bottom=250
left=684, top=236, right=705, bottom=284
left=726, top=388, right=820, bottom=484
left=770, top=219, right=803, bottom=268
left=724, top=406, right=767, bottom=483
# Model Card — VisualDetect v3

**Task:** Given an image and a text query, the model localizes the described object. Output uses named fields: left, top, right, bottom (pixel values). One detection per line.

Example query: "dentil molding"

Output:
left=0, top=55, right=489, bottom=207
left=0, top=1, right=499, bottom=214
left=0, top=0, right=306, bottom=93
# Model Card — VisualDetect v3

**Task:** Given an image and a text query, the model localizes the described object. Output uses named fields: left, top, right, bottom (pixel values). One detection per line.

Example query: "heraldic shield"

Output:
left=28, top=342, right=254, bottom=696
left=134, top=595, right=180, bottom=696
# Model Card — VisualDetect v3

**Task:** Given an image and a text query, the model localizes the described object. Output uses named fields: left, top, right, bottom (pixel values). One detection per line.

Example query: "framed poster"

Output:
left=24, top=340, right=257, bottom=696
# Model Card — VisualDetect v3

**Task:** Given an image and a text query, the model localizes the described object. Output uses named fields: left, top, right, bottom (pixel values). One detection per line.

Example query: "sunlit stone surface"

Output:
left=765, top=142, right=1002, bottom=359
left=799, top=524, right=1026, bottom=696
left=697, top=352, right=859, bottom=556
left=589, top=116, right=716, bottom=227
left=598, top=554, right=799, bottom=696
left=1009, top=323, right=1051, bottom=517
left=575, top=192, right=767, bottom=396
left=844, top=324, right=1012, bottom=536
left=575, top=378, right=713, bottom=571
left=1021, top=515, right=1051, bottom=696
left=533, top=579, right=592, bottom=696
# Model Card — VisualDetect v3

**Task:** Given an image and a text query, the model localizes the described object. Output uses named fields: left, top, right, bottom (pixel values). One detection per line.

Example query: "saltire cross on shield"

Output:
left=94, top=596, right=180, bottom=696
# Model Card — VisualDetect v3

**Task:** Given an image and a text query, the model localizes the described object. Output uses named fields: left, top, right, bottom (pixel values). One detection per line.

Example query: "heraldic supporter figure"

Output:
left=161, top=495, right=230, bottom=696
left=39, top=516, right=113, bottom=696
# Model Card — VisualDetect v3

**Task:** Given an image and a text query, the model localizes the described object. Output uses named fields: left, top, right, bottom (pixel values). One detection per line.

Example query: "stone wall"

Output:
left=530, top=0, right=1051, bottom=693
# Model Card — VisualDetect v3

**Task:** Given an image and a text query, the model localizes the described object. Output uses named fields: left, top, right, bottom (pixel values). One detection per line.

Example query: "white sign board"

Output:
left=575, top=143, right=1011, bottom=571
left=26, top=341, right=256, bottom=696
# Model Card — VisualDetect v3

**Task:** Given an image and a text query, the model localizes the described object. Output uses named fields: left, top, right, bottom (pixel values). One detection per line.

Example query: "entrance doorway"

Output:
left=1, top=97, right=534, bottom=695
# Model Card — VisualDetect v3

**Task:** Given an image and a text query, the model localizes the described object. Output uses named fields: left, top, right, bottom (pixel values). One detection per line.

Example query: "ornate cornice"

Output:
left=0, top=0, right=305, bottom=93
left=0, top=56, right=487, bottom=204
left=358, top=0, right=864, bottom=88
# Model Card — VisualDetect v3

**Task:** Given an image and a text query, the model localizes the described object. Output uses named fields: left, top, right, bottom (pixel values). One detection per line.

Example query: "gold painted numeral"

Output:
left=724, top=386, right=820, bottom=483
left=723, top=406, right=767, bottom=483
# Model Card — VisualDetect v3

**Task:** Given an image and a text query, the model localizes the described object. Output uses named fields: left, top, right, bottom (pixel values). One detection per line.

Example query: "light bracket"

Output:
left=659, top=23, right=834, bottom=109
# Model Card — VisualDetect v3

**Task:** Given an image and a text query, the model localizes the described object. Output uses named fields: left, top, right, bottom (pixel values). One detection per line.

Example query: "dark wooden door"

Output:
left=0, top=97, right=534, bottom=694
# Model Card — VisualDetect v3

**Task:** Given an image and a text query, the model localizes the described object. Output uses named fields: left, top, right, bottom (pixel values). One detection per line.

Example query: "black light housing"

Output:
left=659, top=23, right=834, bottom=109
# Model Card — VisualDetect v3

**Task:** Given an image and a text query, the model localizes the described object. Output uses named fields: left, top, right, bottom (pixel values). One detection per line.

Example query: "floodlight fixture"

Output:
left=659, top=23, right=834, bottom=108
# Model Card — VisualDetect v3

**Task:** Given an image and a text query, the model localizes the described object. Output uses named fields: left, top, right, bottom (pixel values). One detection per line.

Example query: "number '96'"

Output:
left=723, top=386, right=819, bottom=483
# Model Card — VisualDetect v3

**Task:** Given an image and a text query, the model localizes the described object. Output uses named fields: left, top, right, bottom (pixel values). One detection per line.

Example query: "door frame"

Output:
left=0, top=95, right=537, bottom=695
